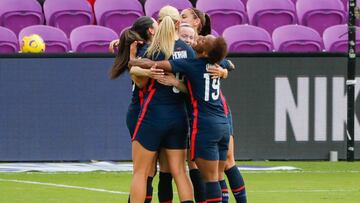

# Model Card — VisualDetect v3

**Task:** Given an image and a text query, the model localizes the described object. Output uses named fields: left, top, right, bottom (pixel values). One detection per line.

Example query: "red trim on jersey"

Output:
left=132, top=80, right=156, bottom=141
left=220, top=91, right=229, bottom=117
left=207, top=197, right=223, bottom=202
left=232, top=185, right=245, bottom=193
left=139, top=89, right=145, bottom=107
left=148, top=79, right=155, bottom=91
left=186, top=81, right=198, bottom=161
left=145, top=195, right=152, bottom=199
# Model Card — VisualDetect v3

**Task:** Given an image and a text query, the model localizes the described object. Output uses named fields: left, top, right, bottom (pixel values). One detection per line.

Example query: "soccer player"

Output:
left=109, top=16, right=159, bottom=203
left=129, top=34, right=230, bottom=203
left=180, top=8, right=247, bottom=203
left=129, top=6, right=195, bottom=203
left=161, top=22, right=238, bottom=203
left=179, top=23, right=196, bottom=46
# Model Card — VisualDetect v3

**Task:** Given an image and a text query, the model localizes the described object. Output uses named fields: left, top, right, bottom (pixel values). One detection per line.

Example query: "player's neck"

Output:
left=196, top=52, right=207, bottom=58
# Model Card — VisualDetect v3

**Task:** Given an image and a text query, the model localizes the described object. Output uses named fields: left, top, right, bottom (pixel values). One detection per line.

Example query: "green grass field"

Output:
left=1, top=161, right=360, bottom=203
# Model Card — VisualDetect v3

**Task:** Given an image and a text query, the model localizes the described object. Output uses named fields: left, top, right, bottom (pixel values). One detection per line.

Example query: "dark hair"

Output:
left=131, top=16, right=154, bottom=42
left=110, top=16, right=154, bottom=79
left=190, top=8, right=211, bottom=36
left=199, top=13, right=212, bottom=36
left=207, top=37, right=228, bottom=64
left=110, top=30, right=142, bottom=79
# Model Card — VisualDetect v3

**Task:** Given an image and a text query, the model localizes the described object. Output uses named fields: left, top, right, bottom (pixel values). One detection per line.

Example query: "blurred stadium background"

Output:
left=0, top=0, right=360, bottom=202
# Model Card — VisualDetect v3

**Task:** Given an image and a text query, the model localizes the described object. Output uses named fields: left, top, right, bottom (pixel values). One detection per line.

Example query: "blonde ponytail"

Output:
left=146, top=5, right=180, bottom=60
left=146, top=15, right=175, bottom=59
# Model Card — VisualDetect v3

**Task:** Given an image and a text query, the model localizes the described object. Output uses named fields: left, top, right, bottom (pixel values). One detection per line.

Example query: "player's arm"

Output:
left=130, top=74, right=149, bottom=88
left=109, top=39, right=119, bottom=53
left=220, top=59, right=235, bottom=71
left=129, top=65, right=165, bottom=88
left=129, top=59, right=173, bottom=72
left=156, top=73, right=188, bottom=93
left=207, top=64, right=228, bottom=79
left=129, top=65, right=164, bottom=78
left=174, top=79, right=188, bottom=93
left=208, top=59, right=235, bottom=79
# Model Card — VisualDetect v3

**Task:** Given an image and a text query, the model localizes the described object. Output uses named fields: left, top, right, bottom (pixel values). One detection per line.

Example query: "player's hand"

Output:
left=207, top=64, right=226, bottom=79
left=227, top=59, right=235, bottom=71
left=148, top=64, right=164, bottom=79
left=109, top=39, right=119, bottom=53
left=156, top=73, right=178, bottom=86
left=129, top=40, right=143, bottom=59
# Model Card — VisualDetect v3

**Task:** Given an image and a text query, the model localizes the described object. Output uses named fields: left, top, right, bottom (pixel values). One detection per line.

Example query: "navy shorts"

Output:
left=190, top=122, right=230, bottom=161
left=133, top=116, right=188, bottom=151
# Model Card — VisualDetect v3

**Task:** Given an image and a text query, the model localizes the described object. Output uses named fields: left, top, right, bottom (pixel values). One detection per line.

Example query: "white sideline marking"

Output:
left=1, top=178, right=358, bottom=195
left=0, top=178, right=129, bottom=195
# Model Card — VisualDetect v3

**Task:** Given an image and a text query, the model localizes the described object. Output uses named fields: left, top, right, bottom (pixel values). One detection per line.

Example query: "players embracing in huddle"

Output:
left=111, top=5, right=247, bottom=203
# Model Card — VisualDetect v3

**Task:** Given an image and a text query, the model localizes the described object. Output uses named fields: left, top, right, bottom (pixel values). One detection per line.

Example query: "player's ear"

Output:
left=175, top=20, right=181, bottom=29
left=194, top=18, right=201, bottom=28
left=148, top=27, right=156, bottom=36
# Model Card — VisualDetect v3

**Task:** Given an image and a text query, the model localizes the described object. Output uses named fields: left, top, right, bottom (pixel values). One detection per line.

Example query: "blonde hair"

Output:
left=146, top=5, right=180, bottom=59
left=158, top=5, right=180, bottom=23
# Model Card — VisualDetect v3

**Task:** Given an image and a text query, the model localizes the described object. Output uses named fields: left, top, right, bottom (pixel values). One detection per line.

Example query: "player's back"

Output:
left=144, top=39, right=195, bottom=118
left=170, top=58, right=228, bottom=124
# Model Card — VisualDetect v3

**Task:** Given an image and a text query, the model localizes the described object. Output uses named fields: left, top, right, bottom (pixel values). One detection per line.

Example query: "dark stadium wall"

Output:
left=0, top=53, right=359, bottom=161
left=223, top=54, right=360, bottom=160
left=0, top=56, right=132, bottom=161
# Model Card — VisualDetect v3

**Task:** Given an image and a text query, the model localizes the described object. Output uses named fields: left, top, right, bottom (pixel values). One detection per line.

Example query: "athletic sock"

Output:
left=189, top=169, right=206, bottom=203
left=205, top=181, right=222, bottom=203
left=127, top=176, right=154, bottom=203
left=145, top=176, right=154, bottom=203
left=225, top=166, right=247, bottom=203
left=158, top=172, right=173, bottom=203
left=219, top=179, right=229, bottom=203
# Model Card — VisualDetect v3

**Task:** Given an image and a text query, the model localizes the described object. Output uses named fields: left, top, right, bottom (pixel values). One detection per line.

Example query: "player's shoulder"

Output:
left=175, top=39, right=187, bottom=46
left=178, top=58, right=206, bottom=69
left=175, top=39, right=193, bottom=50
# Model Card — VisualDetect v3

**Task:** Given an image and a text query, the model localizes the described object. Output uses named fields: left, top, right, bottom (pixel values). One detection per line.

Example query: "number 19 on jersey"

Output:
left=204, top=73, right=220, bottom=101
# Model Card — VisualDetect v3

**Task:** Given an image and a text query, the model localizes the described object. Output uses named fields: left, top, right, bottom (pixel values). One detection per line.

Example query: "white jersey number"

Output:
left=203, top=73, right=220, bottom=101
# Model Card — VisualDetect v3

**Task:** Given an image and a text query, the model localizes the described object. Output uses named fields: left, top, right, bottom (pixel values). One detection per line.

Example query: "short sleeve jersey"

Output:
left=170, top=58, right=228, bottom=124
left=218, top=59, right=231, bottom=70
left=146, top=39, right=196, bottom=105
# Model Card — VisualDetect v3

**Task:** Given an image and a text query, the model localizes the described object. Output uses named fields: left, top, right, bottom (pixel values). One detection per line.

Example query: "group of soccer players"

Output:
left=110, top=5, right=247, bottom=203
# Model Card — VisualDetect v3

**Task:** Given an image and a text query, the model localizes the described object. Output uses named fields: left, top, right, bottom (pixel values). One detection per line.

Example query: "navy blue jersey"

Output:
left=170, top=58, right=228, bottom=124
left=184, top=58, right=231, bottom=121
left=131, top=40, right=195, bottom=150
left=218, top=59, right=232, bottom=71
left=146, top=39, right=196, bottom=106
left=130, top=44, right=149, bottom=106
